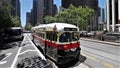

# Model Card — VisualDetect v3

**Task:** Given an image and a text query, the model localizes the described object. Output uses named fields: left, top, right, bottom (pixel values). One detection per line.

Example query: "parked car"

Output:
left=80, top=30, right=88, bottom=37
left=102, top=32, right=120, bottom=41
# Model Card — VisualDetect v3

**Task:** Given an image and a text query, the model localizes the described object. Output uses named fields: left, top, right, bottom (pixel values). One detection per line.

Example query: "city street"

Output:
left=80, top=40, right=120, bottom=68
left=0, top=33, right=120, bottom=68
left=1, top=0, right=120, bottom=68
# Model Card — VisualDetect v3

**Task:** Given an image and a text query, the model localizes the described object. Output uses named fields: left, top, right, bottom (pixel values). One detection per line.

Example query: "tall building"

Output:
left=26, top=12, right=31, bottom=24
left=44, top=0, right=53, bottom=16
left=106, top=0, right=120, bottom=32
left=101, top=8, right=105, bottom=22
left=37, top=0, right=44, bottom=24
left=30, top=0, right=58, bottom=26
left=52, top=4, right=58, bottom=16
left=32, top=0, right=38, bottom=26
left=62, top=0, right=82, bottom=8
left=26, top=9, right=33, bottom=25
left=35, top=0, right=56, bottom=25
left=99, top=8, right=105, bottom=22
left=62, top=0, right=99, bottom=31
left=11, top=0, right=20, bottom=17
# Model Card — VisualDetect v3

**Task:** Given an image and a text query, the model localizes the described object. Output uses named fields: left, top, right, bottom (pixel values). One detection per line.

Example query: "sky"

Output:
left=98, top=0, right=106, bottom=8
left=20, top=0, right=106, bottom=27
left=20, top=0, right=33, bottom=27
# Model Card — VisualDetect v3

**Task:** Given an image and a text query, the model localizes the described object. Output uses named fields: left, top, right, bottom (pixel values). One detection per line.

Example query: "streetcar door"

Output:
left=46, top=32, right=54, bottom=57
left=52, top=32, right=58, bottom=60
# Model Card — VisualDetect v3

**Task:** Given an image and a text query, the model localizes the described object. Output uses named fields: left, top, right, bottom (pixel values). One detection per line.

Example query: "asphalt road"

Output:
left=0, top=42, right=21, bottom=68
left=80, top=40, right=120, bottom=68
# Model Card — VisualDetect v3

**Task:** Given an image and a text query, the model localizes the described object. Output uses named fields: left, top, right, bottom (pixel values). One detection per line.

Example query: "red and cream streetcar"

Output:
left=31, top=23, right=81, bottom=65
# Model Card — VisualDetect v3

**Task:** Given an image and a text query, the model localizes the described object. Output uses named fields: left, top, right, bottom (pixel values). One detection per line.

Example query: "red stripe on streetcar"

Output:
left=33, top=35, right=80, bottom=50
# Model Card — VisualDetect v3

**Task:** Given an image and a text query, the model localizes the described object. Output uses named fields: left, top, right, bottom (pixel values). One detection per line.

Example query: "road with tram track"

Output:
left=0, top=33, right=120, bottom=68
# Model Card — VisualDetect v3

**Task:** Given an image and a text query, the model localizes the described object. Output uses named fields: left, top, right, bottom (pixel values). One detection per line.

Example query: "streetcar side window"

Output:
left=46, top=31, right=57, bottom=42
left=52, top=32, right=57, bottom=42
left=46, top=32, right=49, bottom=40
left=46, top=32, right=52, bottom=41
left=38, top=32, right=45, bottom=39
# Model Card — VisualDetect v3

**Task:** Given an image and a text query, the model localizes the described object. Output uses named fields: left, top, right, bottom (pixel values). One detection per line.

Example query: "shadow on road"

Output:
left=0, top=41, right=21, bottom=50
left=58, top=55, right=86, bottom=68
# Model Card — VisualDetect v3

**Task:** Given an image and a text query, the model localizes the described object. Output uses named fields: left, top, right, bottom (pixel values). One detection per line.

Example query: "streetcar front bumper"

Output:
left=57, top=47, right=81, bottom=65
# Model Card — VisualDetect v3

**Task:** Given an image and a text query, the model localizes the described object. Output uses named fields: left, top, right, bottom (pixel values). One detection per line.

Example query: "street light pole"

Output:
left=106, top=0, right=110, bottom=32
left=118, top=0, right=120, bottom=32
left=111, top=0, right=115, bottom=32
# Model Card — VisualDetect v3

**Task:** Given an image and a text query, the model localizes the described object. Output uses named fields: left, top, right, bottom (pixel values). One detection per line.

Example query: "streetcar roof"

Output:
left=32, top=23, right=79, bottom=31
left=31, top=24, right=46, bottom=30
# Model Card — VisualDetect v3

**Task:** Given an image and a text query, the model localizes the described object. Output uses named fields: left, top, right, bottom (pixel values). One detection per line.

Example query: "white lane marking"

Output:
left=10, top=35, right=27, bottom=68
left=0, top=53, right=12, bottom=62
left=26, top=35, right=46, bottom=60
left=74, top=63, right=89, bottom=68
left=19, top=50, right=37, bottom=55
left=0, top=53, right=12, bottom=64
left=0, top=61, right=7, bottom=64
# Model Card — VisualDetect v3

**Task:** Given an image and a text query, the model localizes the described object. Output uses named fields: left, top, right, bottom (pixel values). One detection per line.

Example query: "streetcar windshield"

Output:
left=59, top=32, right=79, bottom=43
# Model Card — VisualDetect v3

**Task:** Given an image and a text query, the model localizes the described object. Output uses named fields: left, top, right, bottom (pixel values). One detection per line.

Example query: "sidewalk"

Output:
left=80, top=38, right=120, bottom=46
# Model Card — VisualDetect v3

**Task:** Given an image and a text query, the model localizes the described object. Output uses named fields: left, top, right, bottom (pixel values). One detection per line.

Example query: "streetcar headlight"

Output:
left=70, top=48, right=77, bottom=51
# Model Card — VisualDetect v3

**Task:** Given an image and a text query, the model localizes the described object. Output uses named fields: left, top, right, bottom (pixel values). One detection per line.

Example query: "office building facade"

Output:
left=31, top=0, right=57, bottom=25
left=11, top=0, right=20, bottom=17
left=62, top=0, right=82, bottom=8
left=32, top=0, right=38, bottom=26
left=106, top=0, right=120, bottom=32
left=52, top=4, right=58, bottom=16
left=26, top=12, right=31, bottom=24
left=33, top=0, right=54, bottom=25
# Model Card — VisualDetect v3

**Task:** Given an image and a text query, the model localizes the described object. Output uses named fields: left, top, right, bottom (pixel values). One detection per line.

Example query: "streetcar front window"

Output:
left=59, top=32, right=79, bottom=43
left=59, top=32, right=70, bottom=42
left=71, top=32, right=79, bottom=41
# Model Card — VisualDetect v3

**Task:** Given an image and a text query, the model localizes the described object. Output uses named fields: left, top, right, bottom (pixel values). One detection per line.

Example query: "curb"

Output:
left=80, top=38, right=120, bottom=46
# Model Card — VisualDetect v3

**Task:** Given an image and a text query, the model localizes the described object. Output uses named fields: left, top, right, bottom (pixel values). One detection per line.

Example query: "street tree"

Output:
left=10, top=16, right=20, bottom=27
left=0, top=0, right=21, bottom=28
left=25, top=23, right=32, bottom=30
left=0, top=1, right=13, bottom=28
left=55, top=4, right=94, bottom=30
left=44, top=16, right=56, bottom=24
